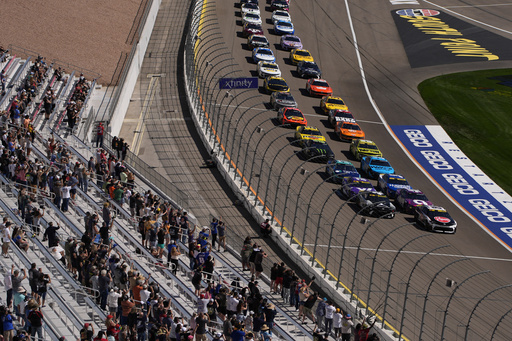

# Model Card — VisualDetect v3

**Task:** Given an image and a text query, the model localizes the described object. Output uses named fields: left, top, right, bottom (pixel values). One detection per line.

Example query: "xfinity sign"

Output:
left=219, top=77, right=258, bottom=89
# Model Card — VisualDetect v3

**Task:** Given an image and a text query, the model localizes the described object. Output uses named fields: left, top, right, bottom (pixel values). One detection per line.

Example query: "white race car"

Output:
left=252, top=47, right=276, bottom=63
left=242, top=12, right=262, bottom=25
left=271, top=10, right=291, bottom=24
left=257, top=61, right=281, bottom=78
left=241, top=3, right=260, bottom=15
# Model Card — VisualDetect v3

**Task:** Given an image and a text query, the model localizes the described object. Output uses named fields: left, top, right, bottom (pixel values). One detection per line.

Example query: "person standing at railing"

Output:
left=60, top=181, right=71, bottom=212
left=52, top=175, right=62, bottom=209
left=217, top=221, right=227, bottom=253
left=2, top=221, right=12, bottom=258
left=43, top=222, right=60, bottom=248
left=96, top=122, right=105, bottom=148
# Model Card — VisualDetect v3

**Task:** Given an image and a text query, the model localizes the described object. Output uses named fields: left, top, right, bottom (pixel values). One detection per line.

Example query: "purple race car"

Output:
left=280, top=35, right=302, bottom=50
left=340, top=176, right=376, bottom=201
left=395, top=188, right=432, bottom=214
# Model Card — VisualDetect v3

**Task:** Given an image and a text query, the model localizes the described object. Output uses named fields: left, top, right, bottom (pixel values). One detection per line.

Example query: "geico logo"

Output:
left=500, top=227, right=512, bottom=238
left=404, top=129, right=432, bottom=147
left=420, top=150, right=453, bottom=170
left=442, top=173, right=479, bottom=195
left=469, top=199, right=512, bottom=223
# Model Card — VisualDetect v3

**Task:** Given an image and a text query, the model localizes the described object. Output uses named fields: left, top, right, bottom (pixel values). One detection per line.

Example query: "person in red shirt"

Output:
left=354, top=317, right=377, bottom=341
left=95, top=122, right=104, bottom=148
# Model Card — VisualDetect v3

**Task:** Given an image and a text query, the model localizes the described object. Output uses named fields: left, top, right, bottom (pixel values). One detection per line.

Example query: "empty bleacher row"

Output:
left=0, top=51, right=318, bottom=340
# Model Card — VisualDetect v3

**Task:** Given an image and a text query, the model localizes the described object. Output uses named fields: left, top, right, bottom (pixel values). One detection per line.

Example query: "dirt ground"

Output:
left=1, top=0, right=146, bottom=85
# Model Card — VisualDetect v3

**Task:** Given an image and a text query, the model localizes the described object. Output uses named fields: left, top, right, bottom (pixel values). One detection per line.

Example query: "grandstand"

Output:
left=0, top=46, right=324, bottom=340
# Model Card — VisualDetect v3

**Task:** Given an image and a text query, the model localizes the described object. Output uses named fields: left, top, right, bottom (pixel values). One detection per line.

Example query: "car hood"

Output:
left=405, top=199, right=432, bottom=207
left=334, top=170, right=359, bottom=178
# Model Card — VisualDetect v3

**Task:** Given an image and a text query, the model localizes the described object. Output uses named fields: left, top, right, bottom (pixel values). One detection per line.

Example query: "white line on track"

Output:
left=443, top=3, right=512, bottom=9
left=423, top=0, right=512, bottom=35
left=303, top=244, right=512, bottom=262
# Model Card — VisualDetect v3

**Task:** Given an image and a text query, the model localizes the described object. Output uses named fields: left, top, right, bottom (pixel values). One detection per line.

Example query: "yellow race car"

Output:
left=289, top=49, right=314, bottom=65
left=320, top=96, right=348, bottom=114
left=263, top=76, right=290, bottom=94
left=294, top=126, right=326, bottom=146
left=350, top=139, right=382, bottom=160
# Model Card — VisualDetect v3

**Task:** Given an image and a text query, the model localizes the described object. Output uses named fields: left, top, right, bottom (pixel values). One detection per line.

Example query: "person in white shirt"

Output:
left=60, top=183, right=71, bottom=212
left=324, top=301, right=336, bottom=336
left=2, top=221, right=12, bottom=257
left=333, top=308, right=343, bottom=339
left=107, top=288, right=122, bottom=319
left=140, top=285, right=152, bottom=308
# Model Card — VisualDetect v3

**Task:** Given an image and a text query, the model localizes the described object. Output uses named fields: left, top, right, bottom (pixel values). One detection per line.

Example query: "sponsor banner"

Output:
left=392, top=9, right=512, bottom=68
left=219, top=77, right=258, bottom=89
left=391, top=125, right=512, bottom=251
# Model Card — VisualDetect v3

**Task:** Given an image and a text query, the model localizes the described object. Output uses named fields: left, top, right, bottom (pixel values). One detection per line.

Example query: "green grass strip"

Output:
left=418, top=68, right=512, bottom=196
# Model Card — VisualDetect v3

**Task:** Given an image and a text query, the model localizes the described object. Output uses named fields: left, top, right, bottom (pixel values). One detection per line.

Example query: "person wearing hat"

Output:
left=340, top=313, right=354, bottom=341
left=263, top=303, right=276, bottom=331
left=260, top=324, right=272, bottom=341
left=355, top=316, right=377, bottom=341
left=315, top=297, right=327, bottom=330
left=79, top=322, right=94, bottom=341
left=333, top=308, right=343, bottom=339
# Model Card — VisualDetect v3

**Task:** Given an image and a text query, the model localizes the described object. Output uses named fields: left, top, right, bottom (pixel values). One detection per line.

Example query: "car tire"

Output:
left=387, top=212, right=395, bottom=219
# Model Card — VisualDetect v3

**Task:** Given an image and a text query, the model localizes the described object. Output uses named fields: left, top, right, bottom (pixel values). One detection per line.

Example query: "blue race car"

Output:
left=340, top=176, right=376, bottom=200
left=361, top=156, right=394, bottom=180
left=377, top=174, right=411, bottom=199
left=326, top=160, right=360, bottom=183
left=274, top=20, right=294, bottom=35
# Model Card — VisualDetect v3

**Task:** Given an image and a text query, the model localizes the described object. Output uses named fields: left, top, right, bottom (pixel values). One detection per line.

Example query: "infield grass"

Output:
left=418, top=68, right=512, bottom=196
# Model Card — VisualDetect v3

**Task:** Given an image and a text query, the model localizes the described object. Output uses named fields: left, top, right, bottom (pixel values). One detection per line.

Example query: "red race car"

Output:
left=306, top=78, right=332, bottom=97
left=277, top=107, right=307, bottom=126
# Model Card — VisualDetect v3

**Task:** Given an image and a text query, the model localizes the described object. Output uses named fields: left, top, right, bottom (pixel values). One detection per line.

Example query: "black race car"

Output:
left=297, top=61, right=322, bottom=78
left=301, top=139, right=335, bottom=163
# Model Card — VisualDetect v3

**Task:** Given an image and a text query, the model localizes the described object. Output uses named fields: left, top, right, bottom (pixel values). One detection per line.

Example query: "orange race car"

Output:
left=335, top=121, right=365, bottom=141
left=305, top=78, right=332, bottom=97
left=277, top=107, right=307, bottom=126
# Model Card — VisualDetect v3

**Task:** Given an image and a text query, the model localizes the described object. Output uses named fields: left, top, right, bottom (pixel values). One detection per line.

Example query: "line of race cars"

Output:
left=237, top=0, right=457, bottom=233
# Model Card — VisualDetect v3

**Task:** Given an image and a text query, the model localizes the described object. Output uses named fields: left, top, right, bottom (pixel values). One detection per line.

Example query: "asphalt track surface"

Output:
left=207, top=0, right=512, bottom=339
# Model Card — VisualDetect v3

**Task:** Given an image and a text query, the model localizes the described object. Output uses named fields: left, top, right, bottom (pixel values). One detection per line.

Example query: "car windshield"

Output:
left=279, top=22, right=292, bottom=27
left=427, top=210, right=451, bottom=218
left=285, top=109, right=302, bottom=118
left=245, top=3, right=258, bottom=9
left=258, top=49, right=273, bottom=55
left=246, top=13, right=259, bottom=18
left=370, top=159, right=391, bottom=167
left=263, top=63, right=278, bottom=69
left=276, top=92, right=293, bottom=100
left=275, top=10, right=288, bottom=16
left=296, top=50, right=311, bottom=56
left=387, top=177, right=408, bottom=185
left=405, top=192, right=428, bottom=201
left=359, top=142, right=378, bottom=150
left=270, top=79, right=287, bottom=87
left=327, top=98, right=345, bottom=105
left=351, top=181, right=372, bottom=188
left=334, top=111, right=354, bottom=119
left=286, top=36, right=300, bottom=42
left=343, top=124, right=360, bottom=130
left=334, top=163, right=356, bottom=172
left=312, top=80, right=329, bottom=87
left=367, top=194, right=390, bottom=204
left=304, top=129, right=322, bottom=136
left=253, top=36, right=267, bottom=42
left=310, top=141, right=328, bottom=148
left=246, top=23, right=261, bottom=29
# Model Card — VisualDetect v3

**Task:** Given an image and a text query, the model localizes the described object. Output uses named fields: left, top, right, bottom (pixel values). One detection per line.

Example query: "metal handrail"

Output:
left=8, top=180, right=55, bottom=200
